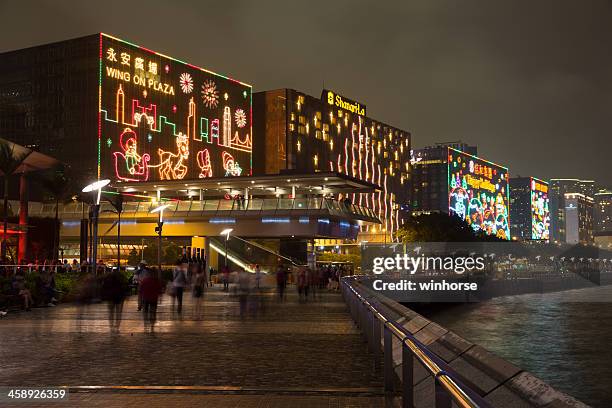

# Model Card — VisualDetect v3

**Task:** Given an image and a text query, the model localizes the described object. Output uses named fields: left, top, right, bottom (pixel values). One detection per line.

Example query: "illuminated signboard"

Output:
left=322, top=89, right=366, bottom=116
left=99, top=34, right=252, bottom=183
left=530, top=177, right=550, bottom=240
left=447, top=148, right=510, bottom=239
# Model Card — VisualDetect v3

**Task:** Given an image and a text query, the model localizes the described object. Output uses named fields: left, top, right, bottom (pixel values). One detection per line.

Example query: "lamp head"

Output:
left=220, top=228, right=233, bottom=236
left=82, top=179, right=111, bottom=193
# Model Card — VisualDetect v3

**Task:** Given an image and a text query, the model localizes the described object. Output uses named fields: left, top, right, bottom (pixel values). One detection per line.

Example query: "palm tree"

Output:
left=35, top=164, right=73, bottom=260
left=0, top=140, right=32, bottom=261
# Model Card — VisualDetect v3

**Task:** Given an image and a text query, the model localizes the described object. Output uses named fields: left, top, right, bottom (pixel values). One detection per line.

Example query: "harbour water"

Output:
left=421, top=285, right=612, bottom=407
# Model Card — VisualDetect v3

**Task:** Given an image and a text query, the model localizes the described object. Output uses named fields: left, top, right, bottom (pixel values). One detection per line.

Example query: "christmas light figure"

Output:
left=201, top=80, right=219, bottom=108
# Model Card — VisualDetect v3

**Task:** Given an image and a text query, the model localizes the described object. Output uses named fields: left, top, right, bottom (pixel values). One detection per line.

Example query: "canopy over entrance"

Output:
left=0, top=137, right=59, bottom=174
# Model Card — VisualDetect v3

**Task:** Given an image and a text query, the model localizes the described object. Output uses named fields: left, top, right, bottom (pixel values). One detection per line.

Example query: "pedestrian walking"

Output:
left=172, top=261, right=187, bottom=313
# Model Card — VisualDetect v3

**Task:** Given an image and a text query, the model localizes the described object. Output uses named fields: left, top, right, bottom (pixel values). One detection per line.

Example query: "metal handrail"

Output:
left=342, top=276, right=492, bottom=408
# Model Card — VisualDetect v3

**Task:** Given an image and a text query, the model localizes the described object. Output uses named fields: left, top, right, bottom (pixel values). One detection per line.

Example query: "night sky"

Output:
left=1, top=1, right=610, bottom=187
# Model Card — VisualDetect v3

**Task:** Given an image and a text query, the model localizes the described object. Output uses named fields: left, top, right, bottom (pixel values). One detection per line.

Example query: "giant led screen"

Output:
left=99, top=34, right=252, bottom=183
left=530, top=177, right=550, bottom=240
left=447, top=148, right=510, bottom=239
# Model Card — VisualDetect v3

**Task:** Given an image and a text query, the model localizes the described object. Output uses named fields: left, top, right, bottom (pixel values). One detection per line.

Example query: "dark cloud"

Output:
left=1, top=0, right=610, bottom=186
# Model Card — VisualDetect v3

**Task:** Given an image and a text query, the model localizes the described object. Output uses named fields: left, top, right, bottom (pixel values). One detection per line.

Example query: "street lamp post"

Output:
left=220, top=228, right=233, bottom=268
left=82, top=179, right=110, bottom=274
left=151, top=203, right=171, bottom=278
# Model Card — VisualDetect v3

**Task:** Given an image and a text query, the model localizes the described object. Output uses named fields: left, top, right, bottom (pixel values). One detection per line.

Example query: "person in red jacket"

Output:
left=140, top=267, right=162, bottom=328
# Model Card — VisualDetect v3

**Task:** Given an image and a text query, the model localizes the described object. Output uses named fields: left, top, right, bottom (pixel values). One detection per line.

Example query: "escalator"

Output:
left=208, top=236, right=306, bottom=273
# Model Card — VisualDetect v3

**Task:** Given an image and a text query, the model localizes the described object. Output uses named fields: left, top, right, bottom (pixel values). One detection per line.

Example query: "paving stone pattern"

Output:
left=0, top=287, right=384, bottom=407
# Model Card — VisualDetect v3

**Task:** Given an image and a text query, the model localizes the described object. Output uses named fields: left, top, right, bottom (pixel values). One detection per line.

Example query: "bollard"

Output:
left=402, top=340, right=414, bottom=408
left=384, top=325, right=394, bottom=392
left=434, top=374, right=452, bottom=408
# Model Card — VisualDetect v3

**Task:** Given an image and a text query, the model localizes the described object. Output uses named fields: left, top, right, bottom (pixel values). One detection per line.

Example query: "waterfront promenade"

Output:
left=0, top=288, right=384, bottom=407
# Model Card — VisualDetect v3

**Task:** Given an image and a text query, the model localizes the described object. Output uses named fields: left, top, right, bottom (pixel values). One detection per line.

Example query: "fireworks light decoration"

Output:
left=201, top=80, right=219, bottom=108
left=234, top=108, right=247, bottom=128
left=179, top=73, right=193, bottom=94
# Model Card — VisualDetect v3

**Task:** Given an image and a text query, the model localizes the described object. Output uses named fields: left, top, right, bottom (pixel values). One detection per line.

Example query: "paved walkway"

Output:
left=0, top=285, right=384, bottom=407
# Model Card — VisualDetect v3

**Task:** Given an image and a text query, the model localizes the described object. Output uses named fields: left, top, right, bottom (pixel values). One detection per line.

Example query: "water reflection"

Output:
left=422, top=286, right=612, bottom=407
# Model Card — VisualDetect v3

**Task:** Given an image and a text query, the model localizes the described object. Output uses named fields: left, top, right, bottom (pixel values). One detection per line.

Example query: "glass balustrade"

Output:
left=27, top=197, right=380, bottom=221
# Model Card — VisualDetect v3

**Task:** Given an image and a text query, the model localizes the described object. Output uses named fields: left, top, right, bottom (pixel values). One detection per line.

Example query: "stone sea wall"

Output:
left=353, top=281, right=590, bottom=408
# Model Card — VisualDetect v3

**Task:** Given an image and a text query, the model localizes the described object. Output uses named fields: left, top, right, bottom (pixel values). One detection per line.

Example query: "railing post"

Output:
left=434, top=374, right=452, bottom=408
left=384, top=325, right=394, bottom=392
left=402, top=341, right=414, bottom=408
left=372, top=315, right=381, bottom=360
left=366, top=308, right=373, bottom=353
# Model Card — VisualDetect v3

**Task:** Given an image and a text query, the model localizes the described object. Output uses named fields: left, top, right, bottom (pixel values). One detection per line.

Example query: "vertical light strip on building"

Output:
left=98, top=34, right=103, bottom=178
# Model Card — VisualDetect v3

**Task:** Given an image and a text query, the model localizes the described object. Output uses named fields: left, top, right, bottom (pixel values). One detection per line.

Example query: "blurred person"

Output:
left=192, top=267, right=205, bottom=319
left=276, top=265, right=287, bottom=302
left=134, top=261, right=148, bottom=311
left=101, top=268, right=128, bottom=332
left=12, top=270, right=32, bottom=311
left=222, top=264, right=230, bottom=291
left=254, top=264, right=262, bottom=289
left=172, top=260, right=187, bottom=313
left=140, top=267, right=162, bottom=329
left=237, top=268, right=251, bottom=318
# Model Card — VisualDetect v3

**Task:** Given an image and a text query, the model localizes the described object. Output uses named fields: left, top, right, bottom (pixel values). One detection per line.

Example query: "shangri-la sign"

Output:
left=322, top=89, right=366, bottom=116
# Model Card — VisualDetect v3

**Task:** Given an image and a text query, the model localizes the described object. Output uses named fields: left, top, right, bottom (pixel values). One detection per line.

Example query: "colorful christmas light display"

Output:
left=448, top=148, right=510, bottom=240
left=530, top=177, right=550, bottom=240
left=99, top=34, right=251, bottom=183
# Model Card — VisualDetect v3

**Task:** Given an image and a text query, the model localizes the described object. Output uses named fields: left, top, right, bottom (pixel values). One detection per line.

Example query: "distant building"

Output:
left=410, top=143, right=511, bottom=240
left=564, top=193, right=594, bottom=244
left=594, top=190, right=612, bottom=240
left=549, top=179, right=595, bottom=243
left=509, top=177, right=550, bottom=241
left=410, top=142, right=477, bottom=215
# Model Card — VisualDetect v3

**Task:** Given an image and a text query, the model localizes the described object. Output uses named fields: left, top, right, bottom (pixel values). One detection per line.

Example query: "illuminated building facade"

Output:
left=447, top=148, right=510, bottom=239
left=594, top=190, right=612, bottom=240
left=0, top=34, right=252, bottom=184
left=509, top=177, right=550, bottom=241
left=564, top=193, right=594, bottom=244
left=253, top=89, right=412, bottom=241
left=1, top=35, right=395, bottom=267
left=0, top=35, right=100, bottom=181
left=410, top=142, right=477, bottom=215
left=549, top=179, right=595, bottom=243
left=410, top=143, right=510, bottom=239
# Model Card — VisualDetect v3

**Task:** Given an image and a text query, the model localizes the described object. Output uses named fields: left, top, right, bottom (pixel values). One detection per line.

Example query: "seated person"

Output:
left=12, top=271, right=33, bottom=311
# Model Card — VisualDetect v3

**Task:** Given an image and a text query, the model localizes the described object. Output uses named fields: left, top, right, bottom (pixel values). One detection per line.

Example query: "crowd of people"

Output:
left=1, top=256, right=353, bottom=326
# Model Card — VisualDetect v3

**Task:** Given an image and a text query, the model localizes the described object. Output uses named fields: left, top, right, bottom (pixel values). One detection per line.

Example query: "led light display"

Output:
left=530, top=177, right=550, bottom=240
left=99, top=34, right=252, bottom=183
left=448, top=148, right=510, bottom=239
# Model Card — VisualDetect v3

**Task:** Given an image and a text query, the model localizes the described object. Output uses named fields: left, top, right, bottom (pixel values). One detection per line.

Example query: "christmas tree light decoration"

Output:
left=106, top=137, right=112, bottom=147
left=201, top=80, right=219, bottom=108
left=179, top=72, right=194, bottom=94
left=234, top=108, right=247, bottom=128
